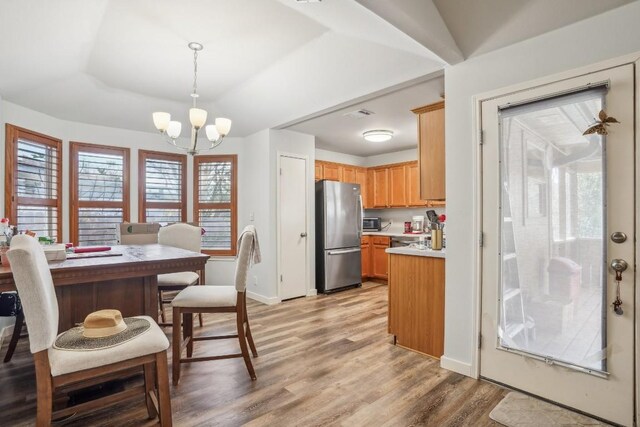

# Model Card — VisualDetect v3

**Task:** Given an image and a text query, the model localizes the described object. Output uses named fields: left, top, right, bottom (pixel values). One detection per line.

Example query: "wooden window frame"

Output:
left=194, top=154, right=237, bottom=256
left=4, top=124, right=63, bottom=240
left=69, top=141, right=130, bottom=246
left=138, top=150, right=187, bottom=223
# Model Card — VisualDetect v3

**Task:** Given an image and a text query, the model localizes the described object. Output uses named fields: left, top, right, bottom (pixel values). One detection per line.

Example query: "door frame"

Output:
left=276, top=151, right=313, bottom=300
left=470, top=53, right=640, bottom=411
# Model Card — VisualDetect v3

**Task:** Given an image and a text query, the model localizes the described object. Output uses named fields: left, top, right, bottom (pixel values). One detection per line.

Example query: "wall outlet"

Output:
left=253, top=275, right=258, bottom=286
left=249, top=212, right=255, bottom=221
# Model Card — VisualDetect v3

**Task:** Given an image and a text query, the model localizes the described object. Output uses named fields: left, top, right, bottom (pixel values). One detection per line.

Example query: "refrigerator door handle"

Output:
left=357, top=194, right=364, bottom=237
left=328, top=248, right=361, bottom=255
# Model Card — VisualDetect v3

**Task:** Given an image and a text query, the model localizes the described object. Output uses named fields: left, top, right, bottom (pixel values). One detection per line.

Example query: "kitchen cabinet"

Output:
left=314, top=163, right=322, bottom=181
left=406, top=162, right=426, bottom=207
left=361, top=237, right=371, bottom=279
left=412, top=101, right=445, bottom=201
left=322, top=162, right=342, bottom=181
left=388, top=253, right=445, bottom=358
left=355, top=168, right=368, bottom=207
left=342, top=166, right=356, bottom=184
left=388, top=164, right=407, bottom=207
left=371, top=236, right=390, bottom=280
left=372, top=168, right=389, bottom=208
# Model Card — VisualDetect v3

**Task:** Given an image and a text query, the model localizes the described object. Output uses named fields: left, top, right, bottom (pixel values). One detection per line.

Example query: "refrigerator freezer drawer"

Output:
left=321, top=248, right=362, bottom=292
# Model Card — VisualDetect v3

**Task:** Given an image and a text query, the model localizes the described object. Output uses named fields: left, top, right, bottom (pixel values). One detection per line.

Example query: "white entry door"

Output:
left=480, top=64, right=635, bottom=425
left=278, top=154, right=308, bottom=300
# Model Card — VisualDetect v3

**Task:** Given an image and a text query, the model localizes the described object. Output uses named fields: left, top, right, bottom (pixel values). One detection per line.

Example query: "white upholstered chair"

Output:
left=7, top=235, right=172, bottom=426
left=171, top=227, right=259, bottom=385
left=157, top=223, right=204, bottom=326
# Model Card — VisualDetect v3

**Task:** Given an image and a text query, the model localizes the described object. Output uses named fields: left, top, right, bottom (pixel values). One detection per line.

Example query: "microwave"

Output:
left=363, top=217, right=382, bottom=231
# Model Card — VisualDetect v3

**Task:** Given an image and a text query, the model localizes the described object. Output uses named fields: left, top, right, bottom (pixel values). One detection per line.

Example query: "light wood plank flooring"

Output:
left=0, top=282, right=506, bottom=426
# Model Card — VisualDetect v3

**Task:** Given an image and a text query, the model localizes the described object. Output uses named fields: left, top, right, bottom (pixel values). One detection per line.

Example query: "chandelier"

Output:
left=152, top=42, right=232, bottom=155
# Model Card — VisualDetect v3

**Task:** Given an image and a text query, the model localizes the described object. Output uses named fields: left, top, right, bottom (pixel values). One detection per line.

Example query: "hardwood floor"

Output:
left=0, top=282, right=506, bottom=426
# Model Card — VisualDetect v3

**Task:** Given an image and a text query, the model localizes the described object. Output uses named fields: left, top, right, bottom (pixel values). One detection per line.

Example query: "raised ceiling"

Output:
left=0, top=0, right=633, bottom=156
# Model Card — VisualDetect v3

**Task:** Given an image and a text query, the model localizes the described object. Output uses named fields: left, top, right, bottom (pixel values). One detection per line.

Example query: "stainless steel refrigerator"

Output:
left=315, top=180, right=363, bottom=293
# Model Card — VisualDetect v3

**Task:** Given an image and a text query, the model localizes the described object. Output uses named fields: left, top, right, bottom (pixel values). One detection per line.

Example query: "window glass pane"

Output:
left=199, top=209, right=231, bottom=250
left=198, top=161, right=232, bottom=203
left=17, top=206, right=58, bottom=241
left=78, top=207, right=123, bottom=246
left=16, top=140, right=58, bottom=199
left=78, top=152, right=124, bottom=201
left=145, top=158, right=182, bottom=203
left=498, top=87, right=606, bottom=372
left=146, top=208, right=182, bottom=224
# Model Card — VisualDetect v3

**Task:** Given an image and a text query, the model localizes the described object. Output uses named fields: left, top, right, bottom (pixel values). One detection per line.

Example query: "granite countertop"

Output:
left=385, top=247, right=446, bottom=259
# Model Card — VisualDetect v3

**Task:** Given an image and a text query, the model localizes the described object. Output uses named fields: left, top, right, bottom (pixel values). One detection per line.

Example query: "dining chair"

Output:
left=7, top=235, right=172, bottom=426
left=157, top=223, right=205, bottom=327
left=171, top=226, right=259, bottom=385
left=0, top=291, right=25, bottom=362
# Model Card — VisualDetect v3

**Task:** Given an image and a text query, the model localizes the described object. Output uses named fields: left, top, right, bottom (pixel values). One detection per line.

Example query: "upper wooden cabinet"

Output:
left=372, top=168, right=389, bottom=208
left=412, top=101, right=445, bottom=201
left=315, top=159, right=442, bottom=209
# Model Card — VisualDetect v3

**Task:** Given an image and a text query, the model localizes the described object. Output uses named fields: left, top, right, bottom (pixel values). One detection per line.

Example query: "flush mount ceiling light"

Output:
left=152, top=42, right=232, bottom=155
left=363, top=130, right=393, bottom=142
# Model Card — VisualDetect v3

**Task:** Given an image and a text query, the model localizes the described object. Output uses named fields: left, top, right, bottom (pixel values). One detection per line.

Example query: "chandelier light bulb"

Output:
left=166, top=121, right=182, bottom=139
left=153, top=112, right=171, bottom=131
left=205, top=125, right=220, bottom=142
left=189, top=108, right=207, bottom=129
left=215, top=118, right=232, bottom=136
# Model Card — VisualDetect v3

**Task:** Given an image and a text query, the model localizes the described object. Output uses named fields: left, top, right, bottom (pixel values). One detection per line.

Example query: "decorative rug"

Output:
left=489, top=392, right=611, bottom=427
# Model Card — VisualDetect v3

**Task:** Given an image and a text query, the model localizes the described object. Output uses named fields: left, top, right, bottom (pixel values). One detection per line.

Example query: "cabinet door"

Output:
left=315, top=162, right=323, bottom=181
left=361, top=238, right=371, bottom=279
left=406, top=162, right=426, bottom=207
left=355, top=168, right=368, bottom=206
left=342, top=166, right=356, bottom=184
left=388, top=165, right=407, bottom=207
left=372, top=244, right=389, bottom=279
left=372, top=168, right=389, bottom=208
left=417, top=102, right=445, bottom=200
left=364, top=169, right=374, bottom=208
left=322, top=163, right=341, bottom=181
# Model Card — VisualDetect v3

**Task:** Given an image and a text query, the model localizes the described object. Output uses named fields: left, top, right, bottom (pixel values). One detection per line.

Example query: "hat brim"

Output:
left=54, top=317, right=151, bottom=351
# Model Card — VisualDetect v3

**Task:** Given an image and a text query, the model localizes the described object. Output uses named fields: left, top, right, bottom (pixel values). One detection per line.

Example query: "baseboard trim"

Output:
left=440, top=355, right=473, bottom=377
left=306, top=289, right=317, bottom=297
left=247, top=291, right=281, bottom=305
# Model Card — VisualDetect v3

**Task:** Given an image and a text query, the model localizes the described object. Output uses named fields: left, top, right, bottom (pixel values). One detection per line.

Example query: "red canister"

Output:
left=404, top=221, right=412, bottom=233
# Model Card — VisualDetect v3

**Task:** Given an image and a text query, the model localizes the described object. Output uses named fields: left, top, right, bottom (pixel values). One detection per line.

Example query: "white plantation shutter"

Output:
left=6, top=126, right=62, bottom=241
left=70, top=143, right=129, bottom=246
left=194, top=155, right=237, bottom=255
left=139, top=151, right=186, bottom=224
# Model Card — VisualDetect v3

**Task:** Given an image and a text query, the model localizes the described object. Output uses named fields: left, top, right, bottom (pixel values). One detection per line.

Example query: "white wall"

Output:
left=315, top=148, right=365, bottom=166
left=443, top=1, right=640, bottom=375
left=364, top=148, right=417, bottom=167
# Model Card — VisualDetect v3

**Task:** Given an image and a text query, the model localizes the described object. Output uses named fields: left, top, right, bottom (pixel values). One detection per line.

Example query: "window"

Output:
left=194, top=155, right=237, bottom=255
left=138, top=150, right=187, bottom=224
left=70, top=142, right=130, bottom=246
left=5, top=124, right=62, bottom=241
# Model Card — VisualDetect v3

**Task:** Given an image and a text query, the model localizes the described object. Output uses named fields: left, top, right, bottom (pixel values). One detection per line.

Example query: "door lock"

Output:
left=300, top=232, right=307, bottom=238
left=610, top=259, right=628, bottom=273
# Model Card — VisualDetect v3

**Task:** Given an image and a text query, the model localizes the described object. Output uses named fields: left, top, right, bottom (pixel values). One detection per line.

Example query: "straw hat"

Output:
left=54, top=309, right=150, bottom=351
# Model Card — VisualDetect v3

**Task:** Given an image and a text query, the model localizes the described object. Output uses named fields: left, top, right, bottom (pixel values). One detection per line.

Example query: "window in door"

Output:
left=498, top=86, right=606, bottom=372
left=70, top=142, right=130, bottom=246
left=138, top=150, right=186, bottom=224
left=194, top=155, right=237, bottom=256
left=5, top=125, right=62, bottom=241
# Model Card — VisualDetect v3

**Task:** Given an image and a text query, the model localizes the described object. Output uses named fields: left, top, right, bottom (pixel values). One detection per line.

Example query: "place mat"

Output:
left=489, top=392, right=610, bottom=427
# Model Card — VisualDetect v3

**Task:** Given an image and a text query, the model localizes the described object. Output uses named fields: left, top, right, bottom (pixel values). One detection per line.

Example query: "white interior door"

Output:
left=278, top=154, right=308, bottom=300
left=480, top=64, right=635, bottom=425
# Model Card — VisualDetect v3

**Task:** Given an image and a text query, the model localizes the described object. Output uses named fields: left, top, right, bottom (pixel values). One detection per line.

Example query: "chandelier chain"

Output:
left=192, top=49, right=199, bottom=107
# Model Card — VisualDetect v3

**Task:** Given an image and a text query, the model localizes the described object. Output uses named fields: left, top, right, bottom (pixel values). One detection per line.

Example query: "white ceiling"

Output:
left=286, top=76, right=444, bottom=156
left=0, top=0, right=633, bottom=156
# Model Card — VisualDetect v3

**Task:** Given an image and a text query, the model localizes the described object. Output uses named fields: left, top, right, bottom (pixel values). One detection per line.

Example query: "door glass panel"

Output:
left=498, top=86, right=607, bottom=372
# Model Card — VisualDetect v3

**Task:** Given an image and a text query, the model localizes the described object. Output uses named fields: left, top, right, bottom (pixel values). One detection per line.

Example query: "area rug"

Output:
left=489, top=392, right=610, bottom=427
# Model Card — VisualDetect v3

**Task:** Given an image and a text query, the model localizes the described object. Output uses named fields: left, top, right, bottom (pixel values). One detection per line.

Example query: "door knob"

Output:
left=300, top=232, right=307, bottom=238
left=610, top=259, right=628, bottom=273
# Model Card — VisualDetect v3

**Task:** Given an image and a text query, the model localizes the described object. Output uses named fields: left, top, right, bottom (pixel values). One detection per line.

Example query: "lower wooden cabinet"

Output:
left=388, top=254, right=445, bottom=358
left=361, top=236, right=390, bottom=281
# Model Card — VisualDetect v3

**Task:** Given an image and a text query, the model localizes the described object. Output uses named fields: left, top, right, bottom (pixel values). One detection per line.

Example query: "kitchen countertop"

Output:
left=362, top=231, right=427, bottom=237
left=386, top=247, right=446, bottom=259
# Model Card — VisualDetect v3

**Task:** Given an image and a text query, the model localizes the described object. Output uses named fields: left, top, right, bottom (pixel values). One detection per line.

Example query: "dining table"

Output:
left=0, top=244, right=210, bottom=332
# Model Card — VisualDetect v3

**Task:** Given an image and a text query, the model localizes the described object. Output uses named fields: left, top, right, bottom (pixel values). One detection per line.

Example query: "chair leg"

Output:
left=155, top=352, right=173, bottom=427
left=143, top=362, right=158, bottom=419
left=236, top=310, right=257, bottom=380
left=33, top=351, right=53, bottom=427
left=198, top=313, right=203, bottom=328
left=4, top=310, right=24, bottom=363
left=172, top=307, right=181, bottom=386
left=158, top=290, right=166, bottom=324
left=244, top=300, right=258, bottom=358
left=183, top=312, right=193, bottom=358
